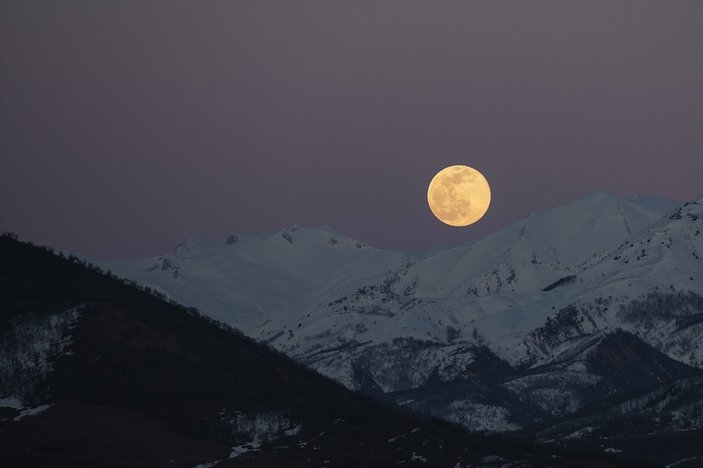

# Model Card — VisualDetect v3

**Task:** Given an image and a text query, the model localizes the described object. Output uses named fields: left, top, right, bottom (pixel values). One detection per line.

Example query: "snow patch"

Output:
left=446, top=401, right=520, bottom=432
left=13, top=404, right=51, bottom=421
left=0, top=396, right=23, bottom=410
left=191, top=462, right=220, bottom=468
left=223, top=410, right=302, bottom=447
left=666, top=456, right=703, bottom=468
left=564, top=426, right=596, bottom=439
left=229, top=441, right=259, bottom=459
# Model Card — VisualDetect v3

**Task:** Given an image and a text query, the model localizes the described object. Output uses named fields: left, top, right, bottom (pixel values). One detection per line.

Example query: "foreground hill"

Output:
left=0, top=236, right=630, bottom=467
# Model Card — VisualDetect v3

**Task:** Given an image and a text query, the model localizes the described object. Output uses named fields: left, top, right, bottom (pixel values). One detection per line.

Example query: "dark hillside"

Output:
left=0, top=236, right=618, bottom=466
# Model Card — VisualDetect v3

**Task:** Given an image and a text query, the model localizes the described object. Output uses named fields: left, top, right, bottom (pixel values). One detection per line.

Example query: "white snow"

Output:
left=666, top=456, right=703, bottom=468
left=223, top=410, right=302, bottom=448
left=410, top=452, right=428, bottom=463
left=103, top=225, right=416, bottom=330
left=229, top=442, right=259, bottom=459
left=563, top=426, right=596, bottom=439
left=13, top=404, right=51, bottom=421
left=191, top=462, right=220, bottom=468
left=446, top=401, right=520, bottom=432
left=0, top=396, right=23, bottom=410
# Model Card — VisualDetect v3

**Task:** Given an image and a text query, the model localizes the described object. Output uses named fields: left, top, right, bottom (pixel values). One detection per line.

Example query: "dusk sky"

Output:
left=1, top=1, right=701, bottom=259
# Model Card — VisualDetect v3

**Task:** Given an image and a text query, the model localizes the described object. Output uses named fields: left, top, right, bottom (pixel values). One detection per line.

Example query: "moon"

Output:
left=427, top=165, right=491, bottom=227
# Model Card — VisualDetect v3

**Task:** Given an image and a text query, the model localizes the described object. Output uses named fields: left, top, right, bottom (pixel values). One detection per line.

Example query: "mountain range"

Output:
left=101, top=191, right=703, bottom=450
left=1, top=235, right=647, bottom=467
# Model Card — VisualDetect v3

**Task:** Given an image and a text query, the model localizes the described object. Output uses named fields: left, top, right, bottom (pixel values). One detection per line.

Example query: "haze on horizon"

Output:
left=1, top=1, right=701, bottom=258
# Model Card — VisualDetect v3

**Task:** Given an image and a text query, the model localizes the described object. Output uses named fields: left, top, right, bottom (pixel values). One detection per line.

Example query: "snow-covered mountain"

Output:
left=100, top=192, right=703, bottom=436
left=388, top=191, right=675, bottom=298
left=105, top=224, right=417, bottom=328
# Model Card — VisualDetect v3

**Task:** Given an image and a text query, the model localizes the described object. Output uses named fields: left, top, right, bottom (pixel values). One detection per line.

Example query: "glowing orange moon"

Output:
left=427, top=165, right=491, bottom=226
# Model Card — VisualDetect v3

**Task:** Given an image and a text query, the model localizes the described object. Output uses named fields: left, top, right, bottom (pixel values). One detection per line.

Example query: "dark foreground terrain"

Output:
left=0, top=235, right=698, bottom=467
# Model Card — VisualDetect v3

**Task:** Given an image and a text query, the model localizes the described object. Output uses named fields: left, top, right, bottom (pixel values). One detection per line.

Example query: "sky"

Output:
left=1, top=1, right=701, bottom=259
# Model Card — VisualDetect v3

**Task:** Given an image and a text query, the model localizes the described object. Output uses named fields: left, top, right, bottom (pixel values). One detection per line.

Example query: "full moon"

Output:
left=427, top=165, right=491, bottom=227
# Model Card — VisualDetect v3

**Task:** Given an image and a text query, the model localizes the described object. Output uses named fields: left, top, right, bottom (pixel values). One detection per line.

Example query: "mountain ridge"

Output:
left=97, top=192, right=703, bottom=440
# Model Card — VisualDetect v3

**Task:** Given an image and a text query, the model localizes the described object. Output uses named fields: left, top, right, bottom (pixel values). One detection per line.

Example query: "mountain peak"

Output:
left=173, top=238, right=217, bottom=254
left=270, top=224, right=372, bottom=249
left=220, top=225, right=371, bottom=249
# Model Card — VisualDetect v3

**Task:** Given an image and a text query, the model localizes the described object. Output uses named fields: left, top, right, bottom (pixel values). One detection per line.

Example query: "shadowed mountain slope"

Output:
left=0, top=236, right=626, bottom=467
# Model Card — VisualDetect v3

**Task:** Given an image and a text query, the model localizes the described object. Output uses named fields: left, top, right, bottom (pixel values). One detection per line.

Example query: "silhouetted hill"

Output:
left=0, top=236, right=627, bottom=467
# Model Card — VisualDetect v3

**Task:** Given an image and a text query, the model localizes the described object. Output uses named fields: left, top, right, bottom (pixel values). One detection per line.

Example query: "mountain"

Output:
left=96, top=192, right=703, bottom=454
left=104, top=224, right=417, bottom=329
left=2, top=235, right=631, bottom=467
left=383, top=330, right=703, bottom=439
left=386, top=191, right=677, bottom=299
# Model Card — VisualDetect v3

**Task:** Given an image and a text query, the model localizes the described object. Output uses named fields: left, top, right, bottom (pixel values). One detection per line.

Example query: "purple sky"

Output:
left=1, top=1, right=701, bottom=259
